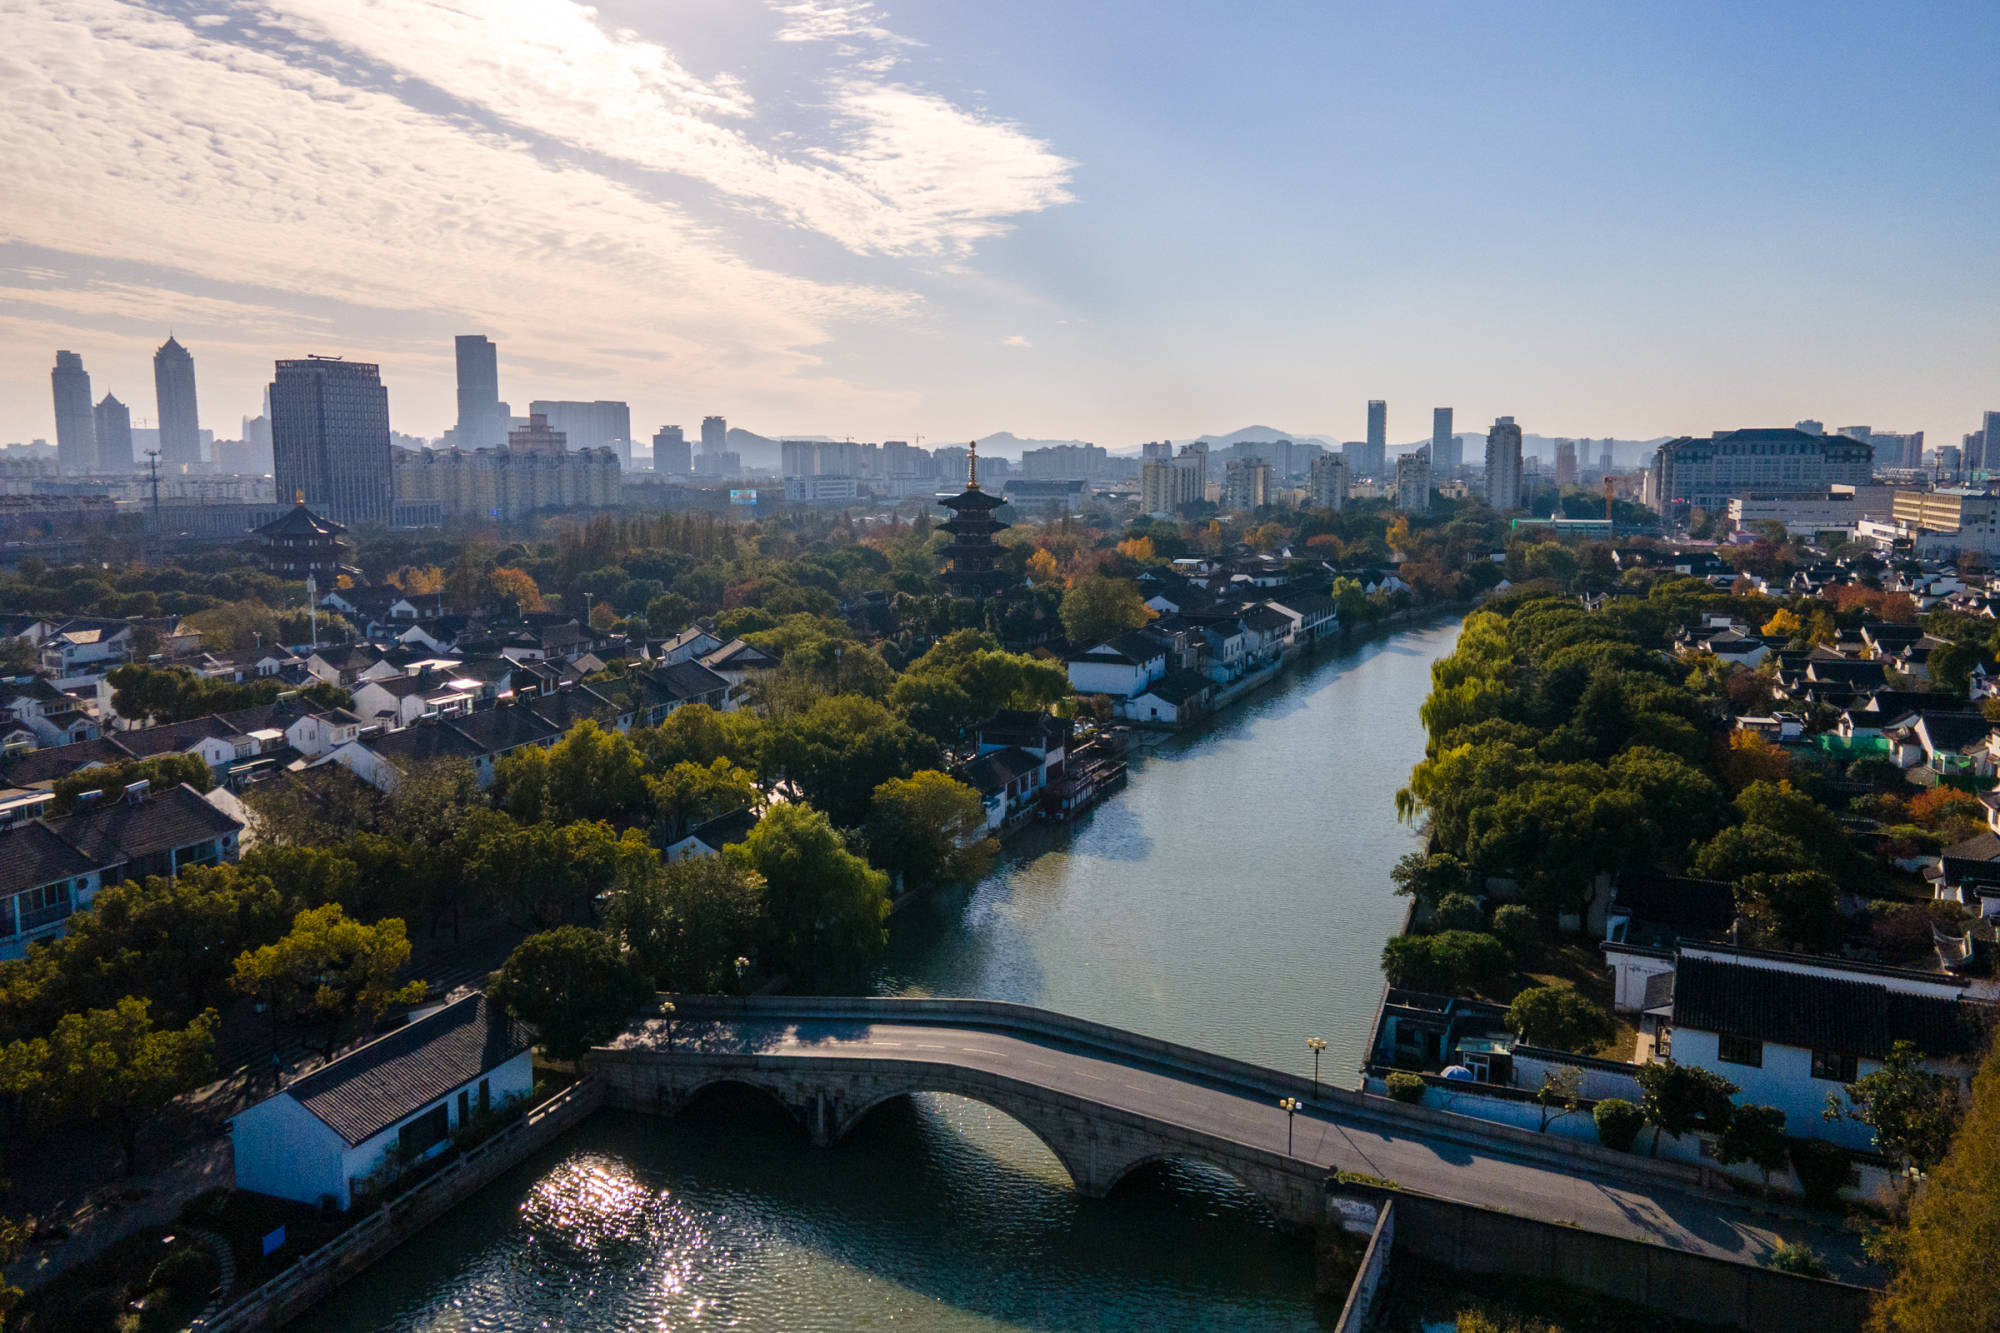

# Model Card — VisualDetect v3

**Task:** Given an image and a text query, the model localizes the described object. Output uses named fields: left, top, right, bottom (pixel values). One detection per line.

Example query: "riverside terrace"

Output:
left=586, top=997, right=1874, bottom=1290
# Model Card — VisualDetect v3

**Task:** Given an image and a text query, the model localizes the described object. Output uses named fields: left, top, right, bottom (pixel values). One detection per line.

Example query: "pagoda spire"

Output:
left=967, top=438, right=980, bottom=490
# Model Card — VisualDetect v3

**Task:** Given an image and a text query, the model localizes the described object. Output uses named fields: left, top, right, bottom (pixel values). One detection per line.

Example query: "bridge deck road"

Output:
left=625, top=1015, right=1873, bottom=1282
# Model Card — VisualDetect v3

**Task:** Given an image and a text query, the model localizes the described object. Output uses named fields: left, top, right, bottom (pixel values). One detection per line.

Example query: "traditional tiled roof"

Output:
left=253, top=503, right=347, bottom=539
left=0, top=821, right=97, bottom=896
left=447, top=705, right=563, bottom=753
left=0, top=737, right=137, bottom=787
left=1672, top=956, right=1980, bottom=1061
left=959, top=745, right=1041, bottom=794
left=45, top=783, right=241, bottom=868
left=281, top=993, right=531, bottom=1146
left=1137, top=667, right=1212, bottom=706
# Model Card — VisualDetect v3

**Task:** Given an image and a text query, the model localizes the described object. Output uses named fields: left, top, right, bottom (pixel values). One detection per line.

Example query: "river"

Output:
left=291, top=614, right=1461, bottom=1332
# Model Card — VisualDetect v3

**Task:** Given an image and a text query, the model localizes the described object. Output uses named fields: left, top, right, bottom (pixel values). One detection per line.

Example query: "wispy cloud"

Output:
left=767, top=0, right=917, bottom=49
left=251, top=0, right=1070, bottom=256
left=1001, top=334, right=1032, bottom=348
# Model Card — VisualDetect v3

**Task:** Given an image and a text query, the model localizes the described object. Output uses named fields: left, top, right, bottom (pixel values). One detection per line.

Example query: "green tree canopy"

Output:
left=1505, top=984, right=1616, bottom=1054
left=492, top=720, right=652, bottom=828
left=0, top=997, right=216, bottom=1173
left=608, top=855, right=766, bottom=993
left=1058, top=575, right=1150, bottom=647
left=738, top=802, right=891, bottom=981
left=465, top=819, right=657, bottom=931
left=650, top=758, right=760, bottom=841
left=488, top=927, right=649, bottom=1061
left=1634, top=1059, right=1737, bottom=1156
left=231, top=905, right=426, bottom=1057
left=1833, top=1039, right=1964, bottom=1177
left=865, top=771, right=996, bottom=894
left=50, top=754, right=213, bottom=814
left=758, top=695, right=937, bottom=827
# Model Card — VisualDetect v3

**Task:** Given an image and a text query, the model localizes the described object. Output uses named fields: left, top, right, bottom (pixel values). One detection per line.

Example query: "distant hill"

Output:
left=724, top=427, right=780, bottom=470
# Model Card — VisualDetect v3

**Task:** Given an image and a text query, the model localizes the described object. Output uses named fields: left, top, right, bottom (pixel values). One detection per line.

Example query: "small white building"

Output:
left=231, top=992, right=534, bottom=1210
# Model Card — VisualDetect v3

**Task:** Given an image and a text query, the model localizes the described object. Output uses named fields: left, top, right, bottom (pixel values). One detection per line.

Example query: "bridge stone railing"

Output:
left=643, top=994, right=1710, bottom=1197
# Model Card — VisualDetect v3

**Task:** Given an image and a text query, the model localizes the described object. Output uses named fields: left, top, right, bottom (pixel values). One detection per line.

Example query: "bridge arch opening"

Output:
left=837, top=1090, right=1088, bottom=1194
left=675, top=1077, right=806, bottom=1138
left=1102, top=1155, right=1284, bottom=1227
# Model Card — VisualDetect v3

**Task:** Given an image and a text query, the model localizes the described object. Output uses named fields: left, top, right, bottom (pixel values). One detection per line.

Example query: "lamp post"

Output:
left=1306, top=1036, right=1327, bottom=1098
left=1279, top=1096, right=1301, bottom=1154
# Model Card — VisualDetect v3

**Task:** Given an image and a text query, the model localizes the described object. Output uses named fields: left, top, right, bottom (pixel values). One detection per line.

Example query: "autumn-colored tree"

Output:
left=1869, top=1031, right=2000, bottom=1333
left=1715, top=729, right=1792, bottom=792
left=1761, top=608, right=1802, bottom=637
left=1025, top=548, right=1062, bottom=584
left=389, top=564, right=446, bottom=595
left=1909, top=787, right=1986, bottom=843
left=485, top=565, right=543, bottom=613
left=1114, top=536, right=1156, bottom=564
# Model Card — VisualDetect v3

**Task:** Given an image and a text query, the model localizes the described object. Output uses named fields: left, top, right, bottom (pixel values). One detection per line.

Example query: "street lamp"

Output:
left=1279, top=1096, right=1301, bottom=1154
left=1306, top=1036, right=1327, bottom=1098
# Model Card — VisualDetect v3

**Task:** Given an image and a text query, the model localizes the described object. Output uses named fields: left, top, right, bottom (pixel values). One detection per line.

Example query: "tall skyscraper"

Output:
left=652, top=425, right=690, bottom=474
left=1599, top=441, right=1614, bottom=473
left=1554, top=439, right=1577, bottom=487
left=1485, top=417, right=1523, bottom=511
left=454, top=335, right=505, bottom=449
left=51, top=350, right=97, bottom=474
left=1364, top=400, right=1387, bottom=477
left=531, top=400, right=633, bottom=467
left=271, top=356, right=393, bottom=524
left=153, top=336, right=201, bottom=465
left=94, top=394, right=133, bottom=472
left=1430, top=407, right=1458, bottom=473
left=701, top=416, right=728, bottom=456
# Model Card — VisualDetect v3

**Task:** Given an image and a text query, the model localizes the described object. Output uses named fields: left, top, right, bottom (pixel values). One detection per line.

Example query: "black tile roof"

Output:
left=959, top=746, right=1041, bottom=793
left=1916, top=712, right=1993, bottom=752
left=447, top=705, right=563, bottom=753
left=45, top=783, right=241, bottom=867
left=368, top=723, right=485, bottom=765
left=655, top=661, right=729, bottom=701
left=282, top=993, right=532, bottom=1145
left=0, top=821, right=98, bottom=896
left=1672, top=956, right=1981, bottom=1061
left=0, top=737, right=138, bottom=787
left=1138, top=667, right=1212, bottom=705
left=1613, top=872, right=1736, bottom=931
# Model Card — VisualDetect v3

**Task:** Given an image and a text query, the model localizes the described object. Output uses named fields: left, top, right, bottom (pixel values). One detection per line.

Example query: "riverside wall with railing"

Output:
left=190, top=1077, right=603, bottom=1333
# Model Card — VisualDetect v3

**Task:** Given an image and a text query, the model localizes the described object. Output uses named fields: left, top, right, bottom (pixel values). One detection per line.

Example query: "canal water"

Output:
left=292, top=615, right=1462, bottom=1332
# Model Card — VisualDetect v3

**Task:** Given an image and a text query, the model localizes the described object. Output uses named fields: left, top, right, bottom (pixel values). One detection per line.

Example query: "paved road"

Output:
left=639, top=1012, right=1875, bottom=1283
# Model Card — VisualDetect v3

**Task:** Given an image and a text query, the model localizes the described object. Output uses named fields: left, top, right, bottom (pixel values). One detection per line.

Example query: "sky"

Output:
left=2, top=0, right=1996, bottom=453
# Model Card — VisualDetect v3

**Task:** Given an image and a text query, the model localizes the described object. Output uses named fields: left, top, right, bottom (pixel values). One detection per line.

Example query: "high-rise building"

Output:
left=1396, top=448, right=1432, bottom=514
left=700, top=416, right=728, bottom=457
left=1646, top=427, right=1874, bottom=520
left=1431, top=408, right=1458, bottom=473
left=93, top=394, right=133, bottom=472
left=1141, top=440, right=1174, bottom=461
left=153, top=336, right=201, bottom=466
left=454, top=335, right=505, bottom=449
left=1308, top=452, right=1349, bottom=511
left=393, top=414, right=620, bottom=522
left=1485, top=417, right=1523, bottom=511
left=1141, top=456, right=1204, bottom=516
left=1222, top=458, right=1272, bottom=511
left=1366, top=400, right=1387, bottom=475
left=271, top=356, right=394, bottom=524
left=652, top=425, right=690, bottom=474
left=1936, top=445, right=1964, bottom=483
left=1975, top=411, right=2000, bottom=475
left=1794, top=419, right=1825, bottom=436
left=531, top=400, right=633, bottom=467
left=1554, top=439, right=1577, bottom=488
left=1598, top=442, right=1614, bottom=474
left=51, top=351, right=97, bottom=475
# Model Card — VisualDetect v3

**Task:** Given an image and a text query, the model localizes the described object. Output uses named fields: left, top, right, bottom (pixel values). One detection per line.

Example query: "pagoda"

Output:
left=253, top=493, right=354, bottom=582
left=937, top=440, right=1013, bottom=599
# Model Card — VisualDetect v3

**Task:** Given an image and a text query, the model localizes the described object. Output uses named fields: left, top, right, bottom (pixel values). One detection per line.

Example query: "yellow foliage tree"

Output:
left=1762, top=608, right=1802, bottom=637
left=1026, top=548, right=1061, bottom=585
left=1115, top=536, right=1156, bottom=563
left=485, top=566, right=544, bottom=613
left=1870, top=1030, right=2000, bottom=1332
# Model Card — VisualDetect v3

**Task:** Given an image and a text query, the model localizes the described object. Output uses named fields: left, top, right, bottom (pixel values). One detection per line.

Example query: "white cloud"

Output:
left=0, top=0, right=913, bottom=427
left=767, top=0, right=915, bottom=49
left=253, top=0, right=1071, bottom=256
left=1001, top=334, right=1031, bottom=348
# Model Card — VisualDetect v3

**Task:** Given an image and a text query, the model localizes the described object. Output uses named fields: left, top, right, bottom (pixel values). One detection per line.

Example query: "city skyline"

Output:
left=2, top=2, right=1995, bottom=449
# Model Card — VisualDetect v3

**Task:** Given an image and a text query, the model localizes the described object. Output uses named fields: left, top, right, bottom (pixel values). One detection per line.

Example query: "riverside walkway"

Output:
left=591, top=995, right=1869, bottom=1279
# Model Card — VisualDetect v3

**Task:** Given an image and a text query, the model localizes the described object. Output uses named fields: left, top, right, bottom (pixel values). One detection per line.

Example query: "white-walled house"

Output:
left=231, top=993, right=533, bottom=1210
left=1663, top=947, right=1982, bottom=1151
left=1065, top=630, right=1169, bottom=699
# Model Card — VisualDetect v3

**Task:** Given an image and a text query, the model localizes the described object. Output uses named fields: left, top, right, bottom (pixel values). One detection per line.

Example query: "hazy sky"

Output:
left=3, top=0, right=1996, bottom=450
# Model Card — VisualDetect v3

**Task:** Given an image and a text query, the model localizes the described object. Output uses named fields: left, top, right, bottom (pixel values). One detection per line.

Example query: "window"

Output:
left=479, top=1079, right=490, bottom=1113
left=1716, top=1034, right=1763, bottom=1068
left=397, top=1103, right=451, bottom=1158
left=1812, top=1050, right=1858, bottom=1083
